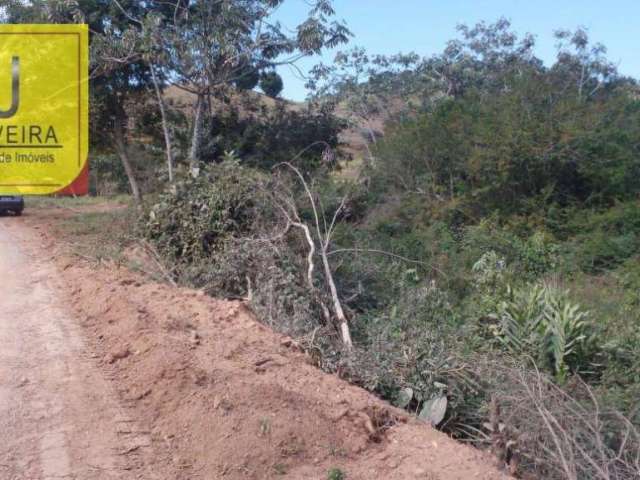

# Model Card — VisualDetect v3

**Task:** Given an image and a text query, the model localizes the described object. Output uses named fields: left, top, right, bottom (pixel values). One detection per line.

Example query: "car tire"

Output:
left=14, top=210, right=22, bottom=216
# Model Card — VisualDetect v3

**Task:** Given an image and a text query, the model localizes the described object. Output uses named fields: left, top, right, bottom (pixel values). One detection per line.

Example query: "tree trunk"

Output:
left=150, top=64, right=174, bottom=183
left=363, top=135, right=376, bottom=168
left=112, top=118, right=142, bottom=205
left=189, top=92, right=205, bottom=177
left=320, top=247, right=353, bottom=349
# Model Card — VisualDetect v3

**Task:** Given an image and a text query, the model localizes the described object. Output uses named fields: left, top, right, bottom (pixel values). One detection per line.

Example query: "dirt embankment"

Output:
left=3, top=204, right=510, bottom=480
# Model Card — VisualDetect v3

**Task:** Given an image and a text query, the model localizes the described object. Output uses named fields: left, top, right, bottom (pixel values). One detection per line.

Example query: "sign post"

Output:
left=0, top=24, right=89, bottom=196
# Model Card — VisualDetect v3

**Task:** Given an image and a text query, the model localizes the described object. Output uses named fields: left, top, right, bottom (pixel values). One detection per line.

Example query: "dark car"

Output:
left=0, top=196, right=24, bottom=216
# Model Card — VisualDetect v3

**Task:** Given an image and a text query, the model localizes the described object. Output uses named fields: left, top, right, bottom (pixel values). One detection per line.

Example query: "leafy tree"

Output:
left=552, top=27, right=617, bottom=101
left=198, top=100, right=345, bottom=172
left=370, top=21, right=639, bottom=211
left=148, top=0, right=351, bottom=174
left=308, top=47, right=420, bottom=165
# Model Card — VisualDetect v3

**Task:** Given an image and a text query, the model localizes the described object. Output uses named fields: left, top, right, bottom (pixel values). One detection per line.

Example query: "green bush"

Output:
left=143, top=161, right=267, bottom=264
left=575, top=231, right=636, bottom=273
left=562, top=201, right=640, bottom=274
left=492, top=283, right=595, bottom=382
left=341, top=278, right=483, bottom=431
left=89, top=154, right=129, bottom=196
left=327, top=468, right=346, bottom=480
left=617, top=257, right=640, bottom=308
left=463, top=220, right=558, bottom=280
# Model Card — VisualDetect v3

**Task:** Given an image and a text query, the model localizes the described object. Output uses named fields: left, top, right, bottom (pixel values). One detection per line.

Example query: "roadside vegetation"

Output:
left=5, top=3, right=640, bottom=478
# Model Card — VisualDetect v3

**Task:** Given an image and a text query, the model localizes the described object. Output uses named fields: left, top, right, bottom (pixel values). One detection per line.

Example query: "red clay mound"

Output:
left=23, top=206, right=510, bottom=480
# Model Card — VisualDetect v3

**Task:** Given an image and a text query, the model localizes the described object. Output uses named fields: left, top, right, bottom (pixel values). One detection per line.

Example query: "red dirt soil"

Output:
left=5, top=204, right=511, bottom=480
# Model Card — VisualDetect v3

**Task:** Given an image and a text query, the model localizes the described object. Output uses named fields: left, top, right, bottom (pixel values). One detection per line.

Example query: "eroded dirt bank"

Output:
left=0, top=206, right=510, bottom=480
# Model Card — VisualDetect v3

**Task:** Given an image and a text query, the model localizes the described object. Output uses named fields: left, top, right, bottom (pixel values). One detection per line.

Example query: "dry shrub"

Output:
left=142, top=161, right=347, bottom=340
left=474, top=360, right=640, bottom=479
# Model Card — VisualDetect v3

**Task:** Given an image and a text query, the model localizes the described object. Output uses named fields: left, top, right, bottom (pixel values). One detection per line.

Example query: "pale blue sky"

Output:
left=271, top=0, right=640, bottom=101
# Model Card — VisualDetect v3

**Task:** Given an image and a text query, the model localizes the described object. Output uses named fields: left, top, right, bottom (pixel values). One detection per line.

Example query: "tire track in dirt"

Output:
left=0, top=220, right=175, bottom=479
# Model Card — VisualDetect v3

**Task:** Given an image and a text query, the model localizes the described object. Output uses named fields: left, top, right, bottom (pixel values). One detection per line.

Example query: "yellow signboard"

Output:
left=0, top=24, right=88, bottom=195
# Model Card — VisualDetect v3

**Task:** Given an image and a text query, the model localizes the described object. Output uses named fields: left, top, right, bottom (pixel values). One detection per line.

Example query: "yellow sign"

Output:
left=0, top=24, right=88, bottom=195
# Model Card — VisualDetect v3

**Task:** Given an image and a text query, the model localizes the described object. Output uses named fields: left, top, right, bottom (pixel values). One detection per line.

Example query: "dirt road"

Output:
left=0, top=220, right=173, bottom=479
left=0, top=209, right=510, bottom=480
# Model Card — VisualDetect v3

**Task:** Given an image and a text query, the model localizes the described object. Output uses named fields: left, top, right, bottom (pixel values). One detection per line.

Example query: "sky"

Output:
left=271, top=0, right=640, bottom=101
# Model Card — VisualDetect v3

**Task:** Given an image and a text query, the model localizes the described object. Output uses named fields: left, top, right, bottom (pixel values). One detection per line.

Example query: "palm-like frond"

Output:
left=495, top=283, right=591, bottom=381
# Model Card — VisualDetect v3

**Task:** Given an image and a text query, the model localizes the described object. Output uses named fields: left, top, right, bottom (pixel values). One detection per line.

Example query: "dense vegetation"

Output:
left=5, top=3, right=639, bottom=478
left=141, top=21, right=640, bottom=479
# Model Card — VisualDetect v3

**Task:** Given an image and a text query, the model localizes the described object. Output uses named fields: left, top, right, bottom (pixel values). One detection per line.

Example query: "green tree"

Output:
left=151, top=0, right=350, bottom=175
